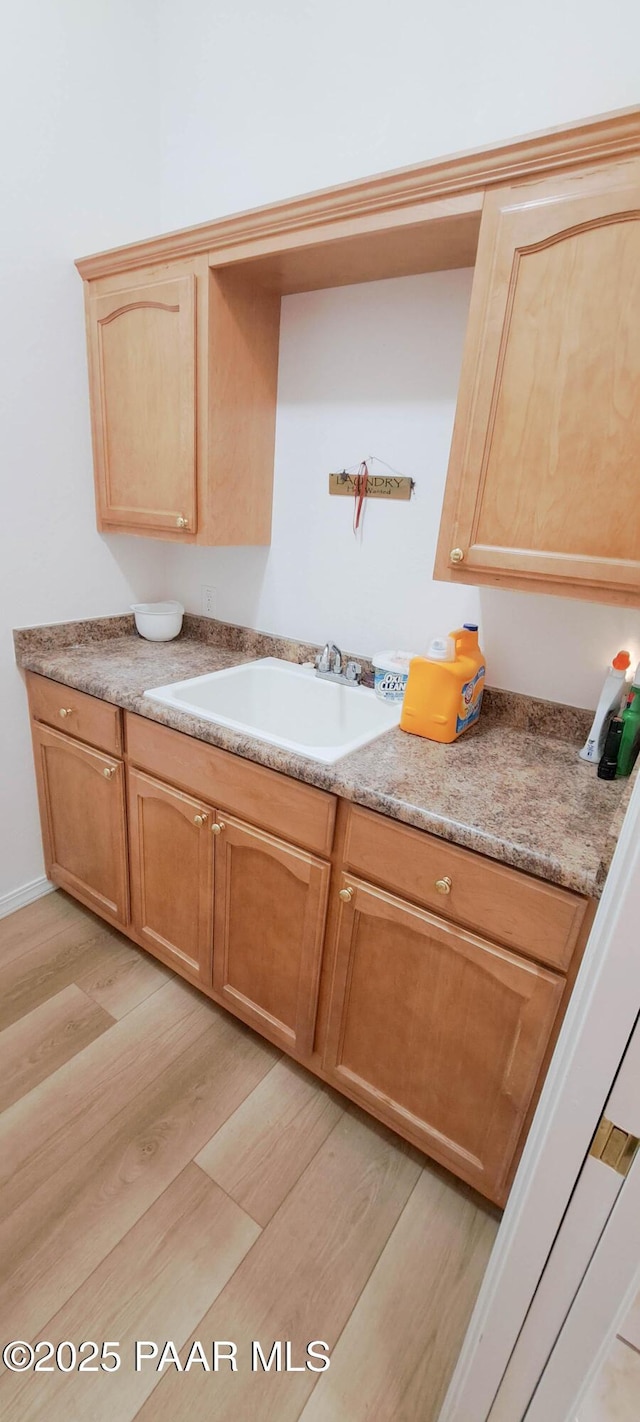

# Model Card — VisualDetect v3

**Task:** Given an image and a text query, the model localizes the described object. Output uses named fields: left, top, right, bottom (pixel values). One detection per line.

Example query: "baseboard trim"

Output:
left=0, top=876, right=54, bottom=920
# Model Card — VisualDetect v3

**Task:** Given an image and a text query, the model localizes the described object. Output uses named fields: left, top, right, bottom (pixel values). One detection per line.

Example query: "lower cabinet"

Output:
left=323, top=875, right=565, bottom=1200
left=127, top=768, right=214, bottom=985
left=31, top=722, right=129, bottom=927
left=126, top=773, right=331, bottom=1049
left=213, top=814, right=331, bottom=1056
left=26, top=683, right=587, bottom=1205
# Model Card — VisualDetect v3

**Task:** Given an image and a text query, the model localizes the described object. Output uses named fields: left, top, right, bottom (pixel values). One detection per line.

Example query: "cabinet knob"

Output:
left=450, top=548, right=465, bottom=564
left=194, top=812, right=208, bottom=827
left=211, top=820, right=226, bottom=835
left=59, top=707, right=73, bottom=718
left=435, top=875, right=452, bottom=895
left=339, top=887, right=354, bottom=903
left=103, top=765, right=116, bottom=779
left=176, top=515, right=189, bottom=529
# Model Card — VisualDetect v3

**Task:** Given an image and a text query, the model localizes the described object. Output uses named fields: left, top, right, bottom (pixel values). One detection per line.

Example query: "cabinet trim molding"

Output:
left=76, top=109, right=640, bottom=281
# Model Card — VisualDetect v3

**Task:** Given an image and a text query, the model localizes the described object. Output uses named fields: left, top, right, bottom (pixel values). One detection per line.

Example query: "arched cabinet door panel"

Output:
left=127, top=768, right=214, bottom=986
left=88, top=274, right=197, bottom=535
left=212, top=814, right=330, bottom=1059
left=31, top=723, right=129, bottom=927
left=435, top=158, right=640, bottom=603
left=322, top=876, right=564, bottom=1203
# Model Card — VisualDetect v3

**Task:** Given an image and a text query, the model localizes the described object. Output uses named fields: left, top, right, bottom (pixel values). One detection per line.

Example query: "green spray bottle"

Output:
left=616, top=662, right=640, bottom=778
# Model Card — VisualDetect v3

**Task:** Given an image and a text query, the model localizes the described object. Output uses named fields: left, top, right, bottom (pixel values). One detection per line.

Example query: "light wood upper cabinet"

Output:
left=212, top=814, right=330, bottom=1058
left=127, top=768, right=214, bottom=985
left=435, top=159, right=640, bottom=604
left=31, top=722, right=129, bottom=928
left=82, top=258, right=281, bottom=544
left=88, top=274, right=197, bottom=535
left=323, top=876, right=564, bottom=1201
left=77, top=115, right=640, bottom=562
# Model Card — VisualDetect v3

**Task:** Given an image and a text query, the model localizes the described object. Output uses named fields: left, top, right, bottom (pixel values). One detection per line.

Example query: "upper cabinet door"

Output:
left=435, top=160, right=640, bottom=603
left=88, top=274, right=197, bottom=535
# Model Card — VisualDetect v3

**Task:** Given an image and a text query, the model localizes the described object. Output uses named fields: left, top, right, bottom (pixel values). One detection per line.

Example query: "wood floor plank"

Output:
left=298, top=1165, right=499, bottom=1422
left=0, top=985, right=113, bottom=1113
left=0, top=978, right=215, bottom=1223
left=618, top=1287, right=640, bottom=1353
left=0, top=1010, right=278, bottom=1339
left=0, top=1163, right=261, bottom=1422
left=75, top=933, right=173, bottom=1018
left=135, top=1112, right=423, bottom=1422
left=0, top=891, right=499, bottom=1422
left=0, top=914, right=127, bottom=1032
left=579, top=1336, right=640, bottom=1421
left=0, top=890, right=81, bottom=966
left=196, top=1058, right=343, bottom=1224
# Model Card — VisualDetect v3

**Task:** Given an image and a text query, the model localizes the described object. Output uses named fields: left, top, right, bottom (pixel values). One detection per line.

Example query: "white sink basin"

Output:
left=143, top=657, right=401, bottom=764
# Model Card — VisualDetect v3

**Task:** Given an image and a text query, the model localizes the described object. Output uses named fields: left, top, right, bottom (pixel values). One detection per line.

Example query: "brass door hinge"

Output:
left=589, top=1116, right=640, bottom=1178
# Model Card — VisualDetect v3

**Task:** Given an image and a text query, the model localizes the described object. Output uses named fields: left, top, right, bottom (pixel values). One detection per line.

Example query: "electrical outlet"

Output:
left=201, top=585, right=217, bottom=618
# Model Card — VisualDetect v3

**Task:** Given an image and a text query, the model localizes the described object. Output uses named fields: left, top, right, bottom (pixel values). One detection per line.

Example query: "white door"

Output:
left=439, top=773, right=640, bottom=1422
left=492, top=1013, right=640, bottom=1420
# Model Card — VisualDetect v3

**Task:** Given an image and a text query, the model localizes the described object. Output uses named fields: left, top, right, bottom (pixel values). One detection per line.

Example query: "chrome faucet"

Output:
left=315, top=642, right=362, bottom=685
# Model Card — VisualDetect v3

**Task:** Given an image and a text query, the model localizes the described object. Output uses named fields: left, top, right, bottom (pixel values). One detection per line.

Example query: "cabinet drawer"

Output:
left=344, top=805, right=588, bottom=971
left=125, top=713, right=336, bottom=857
left=27, top=673, right=122, bottom=756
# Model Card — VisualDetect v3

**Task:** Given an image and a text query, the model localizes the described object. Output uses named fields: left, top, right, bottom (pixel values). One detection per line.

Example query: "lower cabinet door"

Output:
left=32, top=722, right=129, bottom=926
left=212, top=814, right=330, bottom=1057
left=128, top=768, right=213, bottom=984
left=323, top=876, right=564, bottom=1201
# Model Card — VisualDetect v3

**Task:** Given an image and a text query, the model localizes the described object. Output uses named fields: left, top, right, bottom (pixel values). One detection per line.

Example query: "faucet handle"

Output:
left=316, top=643, right=332, bottom=673
left=345, top=660, right=362, bottom=683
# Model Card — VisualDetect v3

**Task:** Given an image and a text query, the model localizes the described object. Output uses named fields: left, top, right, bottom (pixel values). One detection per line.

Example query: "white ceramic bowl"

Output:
left=131, top=601, right=184, bottom=641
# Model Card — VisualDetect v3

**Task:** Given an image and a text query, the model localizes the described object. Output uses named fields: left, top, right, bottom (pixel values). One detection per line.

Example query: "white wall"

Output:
left=167, top=274, right=640, bottom=707
left=159, top=0, right=640, bottom=707
left=0, top=1, right=171, bottom=902
left=166, top=270, right=477, bottom=651
left=3, top=0, right=640, bottom=901
left=153, top=0, right=640, bottom=219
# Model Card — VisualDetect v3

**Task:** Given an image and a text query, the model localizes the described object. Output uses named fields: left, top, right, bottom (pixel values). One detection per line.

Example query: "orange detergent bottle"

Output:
left=400, top=624, right=486, bottom=744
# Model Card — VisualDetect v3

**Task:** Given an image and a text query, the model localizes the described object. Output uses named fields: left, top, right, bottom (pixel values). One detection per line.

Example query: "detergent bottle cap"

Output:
left=612, top=650, right=631, bottom=672
left=427, top=635, right=455, bottom=662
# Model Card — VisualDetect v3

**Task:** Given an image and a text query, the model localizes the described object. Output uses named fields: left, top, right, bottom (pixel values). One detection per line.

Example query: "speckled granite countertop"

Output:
left=14, top=613, right=634, bottom=898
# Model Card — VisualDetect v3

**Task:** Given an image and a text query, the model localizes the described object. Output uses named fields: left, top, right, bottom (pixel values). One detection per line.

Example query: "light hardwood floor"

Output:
left=0, top=891, right=498, bottom=1421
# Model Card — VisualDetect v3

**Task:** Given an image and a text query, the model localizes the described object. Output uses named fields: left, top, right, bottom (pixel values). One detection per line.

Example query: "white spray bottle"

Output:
left=579, top=651, right=631, bottom=764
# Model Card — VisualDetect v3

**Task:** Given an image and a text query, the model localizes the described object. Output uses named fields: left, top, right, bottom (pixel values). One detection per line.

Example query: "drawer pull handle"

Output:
left=211, top=821, right=226, bottom=835
left=103, top=766, right=116, bottom=779
left=339, top=887, right=354, bottom=903
left=194, top=812, right=208, bottom=827
left=176, top=515, right=189, bottom=529
left=59, top=707, right=73, bottom=718
left=435, top=876, right=452, bottom=895
left=450, top=548, right=465, bottom=564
